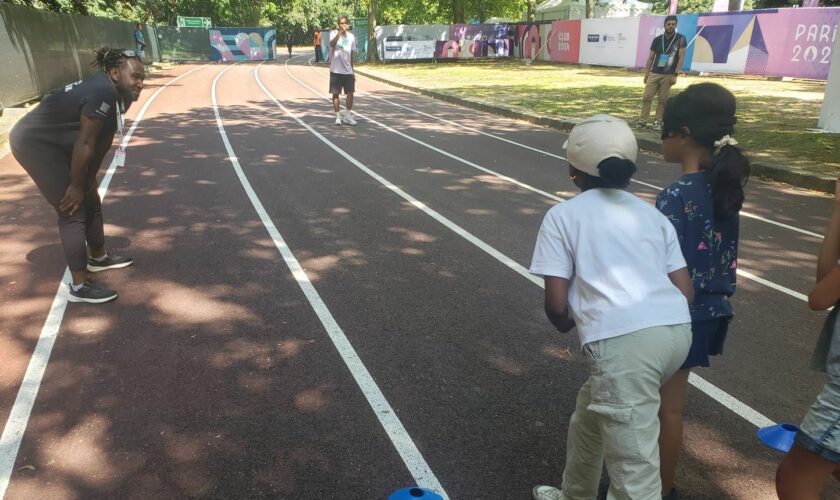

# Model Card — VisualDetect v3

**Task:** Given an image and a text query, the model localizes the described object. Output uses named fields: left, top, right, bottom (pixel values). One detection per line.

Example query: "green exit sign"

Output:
left=177, top=16, right=212, bottom=28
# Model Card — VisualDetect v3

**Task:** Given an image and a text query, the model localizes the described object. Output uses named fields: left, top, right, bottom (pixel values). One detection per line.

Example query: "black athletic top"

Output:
left=649, top=33, right=687, bottom=75
left=11, top=71, right=119, bottom=158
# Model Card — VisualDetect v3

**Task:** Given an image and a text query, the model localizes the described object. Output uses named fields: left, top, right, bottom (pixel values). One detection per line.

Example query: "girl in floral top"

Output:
left=655, top=83, right=750, bottom=499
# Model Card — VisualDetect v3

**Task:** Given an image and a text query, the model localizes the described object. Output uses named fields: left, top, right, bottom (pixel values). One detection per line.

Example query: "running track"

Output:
left=0, top=56, right=836, bottom=499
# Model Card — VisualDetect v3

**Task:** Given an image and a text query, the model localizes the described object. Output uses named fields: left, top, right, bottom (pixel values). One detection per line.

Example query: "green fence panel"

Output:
left=155, top=26, right=211, bottom=61
left=0, top=3, right=158, bottom=109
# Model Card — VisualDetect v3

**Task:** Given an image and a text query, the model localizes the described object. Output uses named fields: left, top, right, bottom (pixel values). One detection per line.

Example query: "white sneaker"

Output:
left=334, top=115, right=342, bottom=126
left=342, top=112, right=358, bottom=126
left=532, top=485, right=563, bottom=500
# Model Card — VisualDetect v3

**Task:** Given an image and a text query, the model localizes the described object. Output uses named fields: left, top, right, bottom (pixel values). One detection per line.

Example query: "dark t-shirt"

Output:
left=649, top=33, right=686, bottom=75
left=11, top=71, right=118, bottom=159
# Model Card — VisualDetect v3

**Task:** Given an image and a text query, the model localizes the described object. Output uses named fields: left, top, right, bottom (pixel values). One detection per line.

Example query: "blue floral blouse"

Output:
left=656, top=172, right=739, bottom=322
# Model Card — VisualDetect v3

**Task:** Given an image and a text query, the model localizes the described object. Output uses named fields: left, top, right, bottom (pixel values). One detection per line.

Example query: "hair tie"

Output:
left=714, top=135, right=738, bottom=155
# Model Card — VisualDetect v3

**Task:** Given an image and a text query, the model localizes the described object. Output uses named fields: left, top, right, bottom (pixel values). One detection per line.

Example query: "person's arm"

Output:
left=668, top=267, right=694, bottom=304
left=817, top=179, right=840, bottom=282
left=330, top=28, right=343, bottom=48
left=544, top=276, right=575, bottom=333
left=809, top=179, right=840, bottom=310
left=644, top=49, right=655, bottom=83
left=85, top=131, right=116, bottom=192
left=60, top=115, right=105, bottom=214
left=672, top=46, right=686, bottom=84
left=658, top=190, right=693, bottom=303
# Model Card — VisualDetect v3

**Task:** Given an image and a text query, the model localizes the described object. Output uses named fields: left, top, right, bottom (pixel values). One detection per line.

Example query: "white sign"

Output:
left=383, top=40, right=438, bottom=60
left=579, top=17, right=641, bottom=67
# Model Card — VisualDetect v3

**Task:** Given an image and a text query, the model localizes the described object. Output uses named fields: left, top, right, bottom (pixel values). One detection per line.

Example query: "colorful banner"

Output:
left=210, top=28, right=276, bottom=61
left=691, top=11, right=759, bottom=74
left=752, top=8, right=840, bottom=79
left=546, top=20, right=581, bottom=64
left=635, top=14, right=699, bottom=71
left=579, top=17, right=641, bottom=67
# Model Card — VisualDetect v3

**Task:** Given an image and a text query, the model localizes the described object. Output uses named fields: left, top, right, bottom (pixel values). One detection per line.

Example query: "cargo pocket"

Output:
left=587, top=402, right=642, bottom=462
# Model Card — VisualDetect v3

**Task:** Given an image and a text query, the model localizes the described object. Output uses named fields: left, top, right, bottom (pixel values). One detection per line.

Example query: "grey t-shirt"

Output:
left=329, top=30, right=356, bottom=75
left=12, top=71, right=118, bottom=158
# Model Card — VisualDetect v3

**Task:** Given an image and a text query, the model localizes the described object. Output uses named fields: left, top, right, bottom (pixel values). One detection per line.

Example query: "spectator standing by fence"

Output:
left=637, top=15, right=686, bottom=131
left=133, top=23, right=146, bottom=61
left=314, top=29, right=323, bottom=62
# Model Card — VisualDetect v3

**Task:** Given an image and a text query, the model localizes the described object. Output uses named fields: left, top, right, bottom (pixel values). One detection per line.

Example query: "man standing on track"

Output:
left=9, top=48, right=145, bottom=303
left=329, top=15, right=357, bottom=126
left=637, top=15, right=686, bottom=131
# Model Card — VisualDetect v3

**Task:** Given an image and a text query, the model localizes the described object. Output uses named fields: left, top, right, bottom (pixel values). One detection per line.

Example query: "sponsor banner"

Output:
left=579, top=17, right=641, bottom=67
left=691, top=11, right=756, bottom=73
left=755, top=8, right=839, bottom=79
left=635, top=14, right=699, bottom=71
left=692, top=8, right=839, bottom=79
left=449, top=23, right=511, bottom=42
left=520, top=24, right=543, bottom=60
left=210, top=28, right=276, bottom=61
left=546, top=20, right=581, bottom=63
left=383, top=40, right=438, bottom=60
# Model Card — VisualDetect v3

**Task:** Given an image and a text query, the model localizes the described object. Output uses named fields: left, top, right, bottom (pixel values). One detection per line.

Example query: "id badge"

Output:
left=656, top=53, right=669, bottom=68
left=114, top=147, right=126, bottom=167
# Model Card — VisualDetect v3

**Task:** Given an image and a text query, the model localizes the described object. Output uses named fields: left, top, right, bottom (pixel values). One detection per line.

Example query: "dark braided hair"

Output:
left=92, top=47, right=141, bottom=72
left=662, top=83, right=750, bottom=220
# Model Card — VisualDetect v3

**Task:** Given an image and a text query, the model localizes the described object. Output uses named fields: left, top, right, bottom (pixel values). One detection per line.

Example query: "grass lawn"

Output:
left=359, top=59, right=839, bottom=176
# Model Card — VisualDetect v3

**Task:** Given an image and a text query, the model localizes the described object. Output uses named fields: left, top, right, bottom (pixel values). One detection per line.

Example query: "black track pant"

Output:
left=11, top=133, right=104, bottom=273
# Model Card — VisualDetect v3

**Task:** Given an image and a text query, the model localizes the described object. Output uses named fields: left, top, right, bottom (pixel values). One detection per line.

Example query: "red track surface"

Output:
left=0, top=56, right=836, bottom=499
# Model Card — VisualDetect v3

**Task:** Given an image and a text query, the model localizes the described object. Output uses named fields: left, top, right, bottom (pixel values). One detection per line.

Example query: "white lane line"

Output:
left=286, top=59, right=811, bottom=305
left=0, top=65, right=207, bottom=499
left=303, top=58, right=825, bottom=241
left=213, top=63, right=448, bottom=497
left=265, top=63, right=778, bottom=433
left=289, top=61, right=564, bottom=203
left=688, top=373, right=774, bottom=428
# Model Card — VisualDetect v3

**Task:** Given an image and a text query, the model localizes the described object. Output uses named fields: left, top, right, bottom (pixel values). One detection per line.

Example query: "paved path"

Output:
left=0, top=56, right=836, bottom=499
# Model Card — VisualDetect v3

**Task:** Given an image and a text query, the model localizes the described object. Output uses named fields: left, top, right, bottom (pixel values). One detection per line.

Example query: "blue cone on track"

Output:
left=389, top=486, right=444, bottom=500
left=757, top=423, right=799, bottom=453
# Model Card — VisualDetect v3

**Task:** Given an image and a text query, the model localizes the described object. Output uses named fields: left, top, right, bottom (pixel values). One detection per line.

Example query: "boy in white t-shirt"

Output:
left=530, top=115, right=693, bottom=500
left=329, top=15, right=357, bottom=126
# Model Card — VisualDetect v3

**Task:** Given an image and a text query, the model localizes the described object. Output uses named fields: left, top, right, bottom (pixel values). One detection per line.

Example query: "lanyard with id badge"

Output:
left=114, top=101, right=127, bottom=167
left=656, top=34, right=677, bottom=69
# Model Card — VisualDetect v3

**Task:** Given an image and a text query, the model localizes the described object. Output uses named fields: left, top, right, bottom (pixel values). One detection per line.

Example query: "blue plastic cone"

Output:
left=388, top=486, right=444, bottom=500
left=757, top=423, right=799, bottom=453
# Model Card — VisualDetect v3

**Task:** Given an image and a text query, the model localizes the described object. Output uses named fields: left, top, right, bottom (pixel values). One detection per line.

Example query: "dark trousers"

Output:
left=11, top=134, right=105, bottom=272
left=315, top=45, right=322, bottom=62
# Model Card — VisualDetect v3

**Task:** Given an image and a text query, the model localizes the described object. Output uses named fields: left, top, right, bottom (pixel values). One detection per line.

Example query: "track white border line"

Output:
left=0, top=64, right=207, bottom=499
left=303, top=57, right=825, bottom=241
left=214, top=63, right=448, bottom=497
left=261, top=63, right=777, bottom=432
left=286, top=59, right=811, bottom=305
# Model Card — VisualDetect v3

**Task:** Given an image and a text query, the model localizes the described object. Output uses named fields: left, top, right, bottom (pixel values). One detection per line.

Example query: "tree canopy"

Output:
left=4, top=0, right=839, bottom=32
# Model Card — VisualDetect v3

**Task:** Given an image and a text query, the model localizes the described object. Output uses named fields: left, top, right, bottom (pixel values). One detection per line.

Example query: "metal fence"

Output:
left=0, top=3, right=159, bottom=109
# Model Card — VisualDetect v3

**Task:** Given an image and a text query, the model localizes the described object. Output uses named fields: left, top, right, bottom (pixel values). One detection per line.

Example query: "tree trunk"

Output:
left=452, top=0, right=465, bottom=24
left=367, top=0, right=379, bottom=62
left=728, top=0, right=741, bottom=10
left=586, top=0, right=596, bottom=18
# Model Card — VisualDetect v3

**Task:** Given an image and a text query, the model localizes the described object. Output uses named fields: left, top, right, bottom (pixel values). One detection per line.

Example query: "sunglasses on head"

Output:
left=108, top=49, right=139, bottom=58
